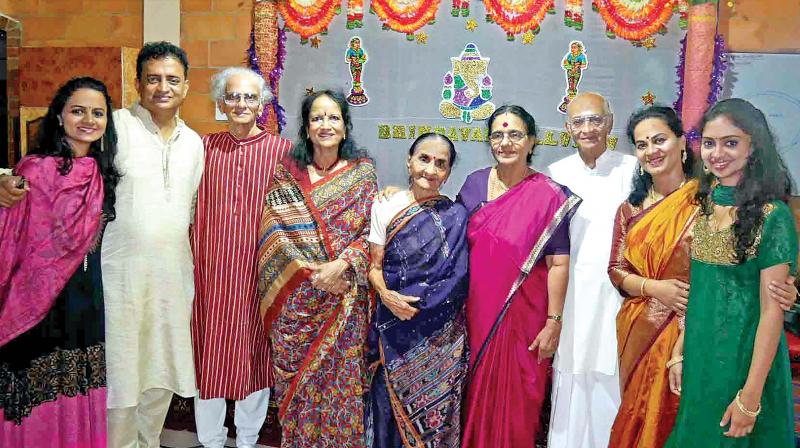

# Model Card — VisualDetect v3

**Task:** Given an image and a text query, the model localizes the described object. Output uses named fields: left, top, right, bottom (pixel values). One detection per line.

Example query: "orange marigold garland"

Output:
left=279, top=0, right=339, bottom=42
left=371, top=0, right=440, bottom=39
left=347, top=0, right=364, bottom=29
left=484, top=0, right=555, bottom=41
left=565, top=0, right=584, bottom=31
left=593, top=0, right=676, bottom=41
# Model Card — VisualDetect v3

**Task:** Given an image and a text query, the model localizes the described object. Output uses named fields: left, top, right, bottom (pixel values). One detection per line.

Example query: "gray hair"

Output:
left=210, top=67, right=273, bottom=104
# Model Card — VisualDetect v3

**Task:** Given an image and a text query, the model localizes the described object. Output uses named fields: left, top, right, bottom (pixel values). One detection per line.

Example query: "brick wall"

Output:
left=0, top=0, right=142, bottom=48
left=181, top=0, right=253, bottom=136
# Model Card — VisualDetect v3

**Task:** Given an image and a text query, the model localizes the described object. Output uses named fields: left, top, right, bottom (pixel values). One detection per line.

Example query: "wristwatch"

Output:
left=547, top=314, right=562, bottom=323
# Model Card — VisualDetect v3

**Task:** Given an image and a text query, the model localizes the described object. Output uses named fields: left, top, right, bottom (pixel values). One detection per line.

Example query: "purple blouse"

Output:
left=456, top=167, right=571, bottom=256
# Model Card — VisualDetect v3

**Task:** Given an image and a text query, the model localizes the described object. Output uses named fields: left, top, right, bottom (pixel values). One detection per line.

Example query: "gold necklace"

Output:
left=646, top=187, right=664, bottom=204
left=488, top=167, right=510, bottom=200
left=488, top=166, right=533, bottom=200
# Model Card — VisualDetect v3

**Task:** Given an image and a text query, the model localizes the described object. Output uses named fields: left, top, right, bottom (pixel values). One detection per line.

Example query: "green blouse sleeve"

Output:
left=756, top=201, right=798, bottom=274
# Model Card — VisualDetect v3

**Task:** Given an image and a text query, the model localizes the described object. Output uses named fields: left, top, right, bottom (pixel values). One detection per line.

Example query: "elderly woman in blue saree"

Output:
left=367, top=132, right=469, bottom=448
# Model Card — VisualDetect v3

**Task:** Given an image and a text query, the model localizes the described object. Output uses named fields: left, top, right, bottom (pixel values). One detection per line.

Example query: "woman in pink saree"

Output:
left=0, top=77, right=121, bottom=447
left=458, top=105, right=580, bottom=448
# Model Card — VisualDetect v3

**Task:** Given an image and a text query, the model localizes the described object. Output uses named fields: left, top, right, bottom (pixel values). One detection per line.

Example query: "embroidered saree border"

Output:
left=470, top=193, right=581, bottom=374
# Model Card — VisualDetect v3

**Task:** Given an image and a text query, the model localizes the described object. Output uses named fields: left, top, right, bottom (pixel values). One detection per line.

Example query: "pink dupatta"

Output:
left=0, top=156, right=103, bottom=346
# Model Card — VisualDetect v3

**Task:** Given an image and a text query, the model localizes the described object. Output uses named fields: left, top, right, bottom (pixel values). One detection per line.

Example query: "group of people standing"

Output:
left=0, top=39, right=798, bottom=448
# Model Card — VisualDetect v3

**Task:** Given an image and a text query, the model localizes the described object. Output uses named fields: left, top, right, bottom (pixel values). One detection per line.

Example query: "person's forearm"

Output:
left=742, top=265, right=791, bottom=405
left=619, top=273, right=649, bottom=297
left=547, top=262, right=568, bottom=316
left=672, top=330, right=685, bottom=357
left=368, top=267, right=389, bottom=296
left=741, top=306, right=783, bottom=403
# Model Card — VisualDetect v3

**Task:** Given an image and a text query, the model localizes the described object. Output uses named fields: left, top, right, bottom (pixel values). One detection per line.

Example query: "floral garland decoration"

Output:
left=565, top=0, right=584, bottom=31
left=248, top=31, right=287, bottom=131
left=347, top=0, right=364, bottom=29
left=279, top=0, right=339, bottom=42
left=452, top=0, right=470, bottom=17
left=371, top=0, right=440, bottom=39
left=673, top=33, right=728, bottom=143
left=484, top=0, right=555, bottom=41
left=251, top=1, right=287, bottom=133
left=677, top=0, right=689, bottom=29
left=593, top=0, right=675, bottom=41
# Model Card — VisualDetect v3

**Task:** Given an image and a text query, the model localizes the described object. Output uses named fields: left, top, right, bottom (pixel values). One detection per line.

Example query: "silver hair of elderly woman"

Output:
left=210, top=67, right=273, bottom=104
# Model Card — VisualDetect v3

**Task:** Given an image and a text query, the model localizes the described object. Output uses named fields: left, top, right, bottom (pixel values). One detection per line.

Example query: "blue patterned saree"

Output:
left=368, top=196, right=470, bottom=448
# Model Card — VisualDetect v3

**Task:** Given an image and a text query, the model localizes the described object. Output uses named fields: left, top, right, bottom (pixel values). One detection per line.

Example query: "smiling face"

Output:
left=61, top=88, right=108, bottom=155
left=633, top=117, right=686, bottom=178
left=407, top=138, right=452, bottom=196
left=488, top=113, right=533, bottom=168
left=701, top=115, right=752, bottom=186
left=136, top=56, right=189, bottom=114
left=306, top=94, right=346, bottom=153
left=219, top=73, right=263, bottom=127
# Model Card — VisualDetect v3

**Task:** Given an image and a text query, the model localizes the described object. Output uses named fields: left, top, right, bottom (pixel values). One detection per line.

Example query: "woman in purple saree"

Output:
left=458, top=106, right=580, bottom=448
left=367, top=133, right=469, bottom=448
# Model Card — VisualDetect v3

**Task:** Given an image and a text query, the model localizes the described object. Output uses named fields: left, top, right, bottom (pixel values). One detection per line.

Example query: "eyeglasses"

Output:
left=489, top=130, right=527, bottom=144
left=223, top=92, right=260, bottom=107
left=568, top=114, right=608, bottom=128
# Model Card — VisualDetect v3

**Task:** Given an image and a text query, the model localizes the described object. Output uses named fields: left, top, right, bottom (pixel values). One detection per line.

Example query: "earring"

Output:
left=638, top=164, right=644, bottom=176
left=58, top=117, right=63, bottom=127
left=703, top=164, right=710, bottom=174
left=681, top=150, right=687, bottom=163
left=100, top=136, right=105, bottom=153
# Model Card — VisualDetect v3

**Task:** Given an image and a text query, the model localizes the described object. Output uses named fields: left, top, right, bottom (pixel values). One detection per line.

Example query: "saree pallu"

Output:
left=461, top=173, right=580, bottom=448
left=257, top=158, right=376, bottom=448
left=608, top=180, right=699, bottom=448
left=368, top=196, right=470, bottom=448
left=0, top=155, right=106, bottom=447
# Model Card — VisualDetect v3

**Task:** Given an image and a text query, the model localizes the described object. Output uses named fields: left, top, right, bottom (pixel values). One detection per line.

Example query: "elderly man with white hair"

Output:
left=191, top=67, right=292, bottom=448
left=542, top=92, right=636, bottom=448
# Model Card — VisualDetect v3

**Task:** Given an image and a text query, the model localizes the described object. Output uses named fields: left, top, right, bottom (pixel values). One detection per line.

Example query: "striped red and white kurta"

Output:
left=191, top=129, right=292, bottom=399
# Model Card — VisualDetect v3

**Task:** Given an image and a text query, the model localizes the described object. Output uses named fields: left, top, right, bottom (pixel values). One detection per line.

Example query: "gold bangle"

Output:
left=665, top=355, right=683, bottom=369
left=547, top=314, right=562, bottom=323
left=640, top=278, right=648, bottom=297
left=735, top=389, right=761, bottom=418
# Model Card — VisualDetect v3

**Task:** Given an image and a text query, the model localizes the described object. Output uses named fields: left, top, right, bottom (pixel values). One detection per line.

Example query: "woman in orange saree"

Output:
left=607, top=106, right=797, bottom=448
left=607, top=106, right=697, bottom=448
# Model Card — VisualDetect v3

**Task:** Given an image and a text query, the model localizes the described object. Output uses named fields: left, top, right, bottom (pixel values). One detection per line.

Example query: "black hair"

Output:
left=487, top=104, right=537, bottom=163
left=625, top=105, right=694, bottom=206
left=30, top=77, right=122, bottom=221
left=290, top=89, right=369, bottom=167
left=136, top=41, right=189, bottom=80
left=407, top=132, right=457, bottom=169
left=696, top=98, right=792, bottom=263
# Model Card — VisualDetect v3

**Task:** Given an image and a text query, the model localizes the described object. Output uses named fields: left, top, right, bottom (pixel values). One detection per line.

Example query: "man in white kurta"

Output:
left=103, top=42, right=204, bottom=448
left=542, top=92, right=637, bottom=448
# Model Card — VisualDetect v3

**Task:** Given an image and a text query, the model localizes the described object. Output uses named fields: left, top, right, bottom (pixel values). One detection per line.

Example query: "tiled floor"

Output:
left=160, top=429, right=276, bottom=448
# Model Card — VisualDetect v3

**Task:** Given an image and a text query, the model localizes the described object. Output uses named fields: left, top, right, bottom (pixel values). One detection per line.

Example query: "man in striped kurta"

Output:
left=191, top=67, right=292, bottom=448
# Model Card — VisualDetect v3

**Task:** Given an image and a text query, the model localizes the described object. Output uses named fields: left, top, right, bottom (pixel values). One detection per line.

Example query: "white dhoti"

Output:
left=542, top=151, right=637, bottom=448
left=548, top=370, right=621, bottom=447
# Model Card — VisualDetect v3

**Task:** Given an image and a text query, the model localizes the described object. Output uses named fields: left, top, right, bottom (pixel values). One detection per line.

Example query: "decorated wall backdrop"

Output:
left=275, top=1, right=685, bottom=195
